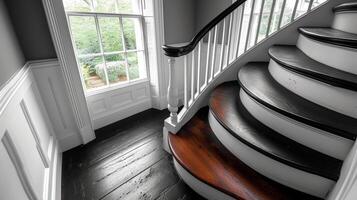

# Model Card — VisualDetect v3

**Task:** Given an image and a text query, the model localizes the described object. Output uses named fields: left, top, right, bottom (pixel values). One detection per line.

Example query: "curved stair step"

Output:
left=332, top=2, right=357, bottom=34
left=209, top=82, right=342, bottom=181
left=298, top=27, right=357, bottom=49
left=238, top=62, right=357, bottom=140
left=333, top=2, right=357, bottom=13
left=169, top=107, right=322, bottom=200
left=269, top=45, right=357, bottom=91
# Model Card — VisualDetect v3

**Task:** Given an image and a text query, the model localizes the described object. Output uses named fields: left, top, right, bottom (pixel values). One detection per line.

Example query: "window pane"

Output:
left=69, top=16, right=100, bottom=55
left=105, top=54, right=128, bottom=84
left=127, top=51, right=146, bottom=80
left=98, top=17, right=123, bottom=52
left=63, top=0, right=92, bottom=12
left=122, top=18, right=143, bottom=50
left=93, top=0, right=141, bottom=14
left=79, top=56, right=108, bottom=89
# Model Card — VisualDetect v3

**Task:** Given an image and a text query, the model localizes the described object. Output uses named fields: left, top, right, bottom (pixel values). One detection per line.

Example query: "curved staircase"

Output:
left=166, top=1, right=357, bottom=200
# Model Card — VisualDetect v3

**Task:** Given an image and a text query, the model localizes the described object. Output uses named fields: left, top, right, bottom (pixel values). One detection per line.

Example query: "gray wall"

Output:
left=0, top=0, right=25, bottom=87
left=163, top=0, right=196, bottom=44
left=4, top=0, right=57, bottom=60
left=163, top=0, right=232, bottom=44
left=195, top=0, right=232, bottom=33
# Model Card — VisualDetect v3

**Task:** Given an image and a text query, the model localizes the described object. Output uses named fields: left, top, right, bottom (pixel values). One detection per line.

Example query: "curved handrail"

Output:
left=162, top=0, right=247, bottom=57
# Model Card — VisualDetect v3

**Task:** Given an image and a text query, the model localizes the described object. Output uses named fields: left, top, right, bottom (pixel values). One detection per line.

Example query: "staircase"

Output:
left=163, top=1, right=357, bottom=199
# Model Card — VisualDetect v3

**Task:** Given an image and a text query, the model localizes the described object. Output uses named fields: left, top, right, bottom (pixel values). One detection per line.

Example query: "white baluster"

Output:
left=226, top=13, right=234, bottom=67
left=197, top=41, right=202, bottom=94
left=291, top=0, right=299, bottom=22
left=167, top=57, right=178, bottom=125
left=266, top=0, right=277, bottom=37
left=219, top=18, right=227, bottom=72
left=210, top=26, right=218, bottom=82
left=255, top=0, right=265, bottom=45
left=278, top=0, right=287, bottom=29
left=236, top=4, right=245, bottom=57
left=205, top=31, right=212, bottom=87
left=184, top=55, right=189, bottom=109
left=308, top=0, right=314, bottom=11
left=245, top=0, right=256, bottom=51
left=191, top=49, right=196, bottom=104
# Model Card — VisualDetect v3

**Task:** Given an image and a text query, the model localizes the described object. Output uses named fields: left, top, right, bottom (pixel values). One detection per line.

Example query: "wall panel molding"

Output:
left=2, top=131, right=38, bottom=200
left=20, top=100, right=50, bottom=168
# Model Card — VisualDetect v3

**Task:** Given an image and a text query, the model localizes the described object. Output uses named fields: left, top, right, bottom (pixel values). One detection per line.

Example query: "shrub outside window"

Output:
left=63, top=0, right=147, bottom=91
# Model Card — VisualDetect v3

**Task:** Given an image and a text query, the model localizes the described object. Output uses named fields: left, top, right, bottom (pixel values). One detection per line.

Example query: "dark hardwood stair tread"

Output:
left=333, top=2, right=357, bottom=13
left=169, top=107, right=322, bottom=200
left=238, top=62, right=357, bottom=140
left=209, top=82, right=341, bottom=180
left=269, top=45, right=357, bottom=90
left=299, top=27, right=357, bottom=49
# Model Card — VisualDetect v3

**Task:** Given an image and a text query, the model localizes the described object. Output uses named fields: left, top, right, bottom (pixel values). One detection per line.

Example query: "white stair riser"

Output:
left=173, top=159, right=235, bottom=200
left=297, top=34, right=357, bottom=75
left=240, top=89, right=352, bottom=160
left=269, top=60, right=357, bottom=119
left=208, top=110, right=334, bottom=198
left=333, top=12, right=357, bottom=34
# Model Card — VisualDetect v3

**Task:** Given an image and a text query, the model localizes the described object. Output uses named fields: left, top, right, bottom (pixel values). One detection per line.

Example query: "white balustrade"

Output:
left=164, top=0, right=328, bottom=133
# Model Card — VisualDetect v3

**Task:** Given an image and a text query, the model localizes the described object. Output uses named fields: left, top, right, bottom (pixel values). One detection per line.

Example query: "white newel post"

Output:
left=167, top=57, right=178, bottom=126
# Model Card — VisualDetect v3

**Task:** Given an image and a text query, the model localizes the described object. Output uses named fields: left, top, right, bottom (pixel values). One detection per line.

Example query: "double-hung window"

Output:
left=63, top=0, right=147, bottom=91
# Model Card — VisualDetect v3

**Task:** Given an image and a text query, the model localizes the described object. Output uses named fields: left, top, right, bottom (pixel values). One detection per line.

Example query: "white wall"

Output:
left=0, top=62, right=61, bottom=200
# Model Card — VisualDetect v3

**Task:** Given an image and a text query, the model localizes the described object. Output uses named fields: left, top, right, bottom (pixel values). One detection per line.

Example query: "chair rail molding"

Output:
left=40, top=0, right=95, bottom=144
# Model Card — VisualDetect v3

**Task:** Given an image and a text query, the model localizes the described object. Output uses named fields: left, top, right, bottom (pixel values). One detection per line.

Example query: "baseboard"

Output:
left=92, top=99, right=152, bottom=129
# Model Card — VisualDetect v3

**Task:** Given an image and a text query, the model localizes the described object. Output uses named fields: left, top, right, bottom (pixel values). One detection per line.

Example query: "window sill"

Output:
left=85, top=78, right=149, bottom=97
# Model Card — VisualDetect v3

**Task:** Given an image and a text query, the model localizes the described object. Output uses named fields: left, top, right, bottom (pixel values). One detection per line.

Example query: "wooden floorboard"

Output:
left=62, top=108, right=205, bottom=200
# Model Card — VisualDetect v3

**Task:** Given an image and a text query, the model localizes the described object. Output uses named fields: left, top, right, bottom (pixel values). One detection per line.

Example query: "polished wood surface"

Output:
left=269, top=45, right=357, bottom=91
left=209, top=82, right=341, bottom=180
left=169, top=107, right=322, bottom=200
left=62, top=109, right=204, bottom=200
left=239, top=62, right=357, bottom=140
left=299, top=27, right=357, bottom=49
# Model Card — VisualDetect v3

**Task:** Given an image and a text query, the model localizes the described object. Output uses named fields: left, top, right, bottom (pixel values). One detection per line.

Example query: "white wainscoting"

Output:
left=31, top=60, right=82, bottom=152
left=86, top=80, right=152, bottom=129
left=0, top=63, right=61, bottom=200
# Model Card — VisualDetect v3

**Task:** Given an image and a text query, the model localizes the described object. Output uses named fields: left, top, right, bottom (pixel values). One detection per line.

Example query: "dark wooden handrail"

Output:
left=162, top=0, right=247, bottom=57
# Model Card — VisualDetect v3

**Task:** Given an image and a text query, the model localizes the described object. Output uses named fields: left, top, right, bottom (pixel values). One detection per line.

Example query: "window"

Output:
left=63, top=0, right=147, bottom=91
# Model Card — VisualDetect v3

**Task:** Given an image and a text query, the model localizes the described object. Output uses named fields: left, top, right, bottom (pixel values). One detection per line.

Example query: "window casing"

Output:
left=63, top=0, right=148, bottom=92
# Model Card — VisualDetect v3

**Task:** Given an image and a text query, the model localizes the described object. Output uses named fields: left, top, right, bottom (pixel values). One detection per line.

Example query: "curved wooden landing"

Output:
left=169, top=108, right=321, bottom=200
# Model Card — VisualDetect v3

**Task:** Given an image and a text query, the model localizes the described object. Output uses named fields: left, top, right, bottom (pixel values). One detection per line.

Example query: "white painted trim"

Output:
left=173, top=159, right=235, bottom=200
left=0, top=63, right=30, bottom=116
left=92, top=98, right=152, bottom=129
left=150, top=0, right=168, bottom=110
left=20, top=100, right=50, bottom=168
left=40, top=0, right=95, bottom=144
left=2, top=131, right=38, bottom=200
left=209, top=111, right=334, bottom=198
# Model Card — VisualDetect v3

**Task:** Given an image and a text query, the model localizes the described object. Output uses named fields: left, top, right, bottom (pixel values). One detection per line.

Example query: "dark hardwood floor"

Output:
left=62, top=108, right=205, bottom=200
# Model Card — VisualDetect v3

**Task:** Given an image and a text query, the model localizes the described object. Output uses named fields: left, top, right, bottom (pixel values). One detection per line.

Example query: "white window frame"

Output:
left=65, top=6, right=150, bottom=95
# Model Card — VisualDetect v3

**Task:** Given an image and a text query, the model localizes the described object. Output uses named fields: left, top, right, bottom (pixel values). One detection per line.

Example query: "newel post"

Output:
left=167, top=57, right=179, bottom=125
